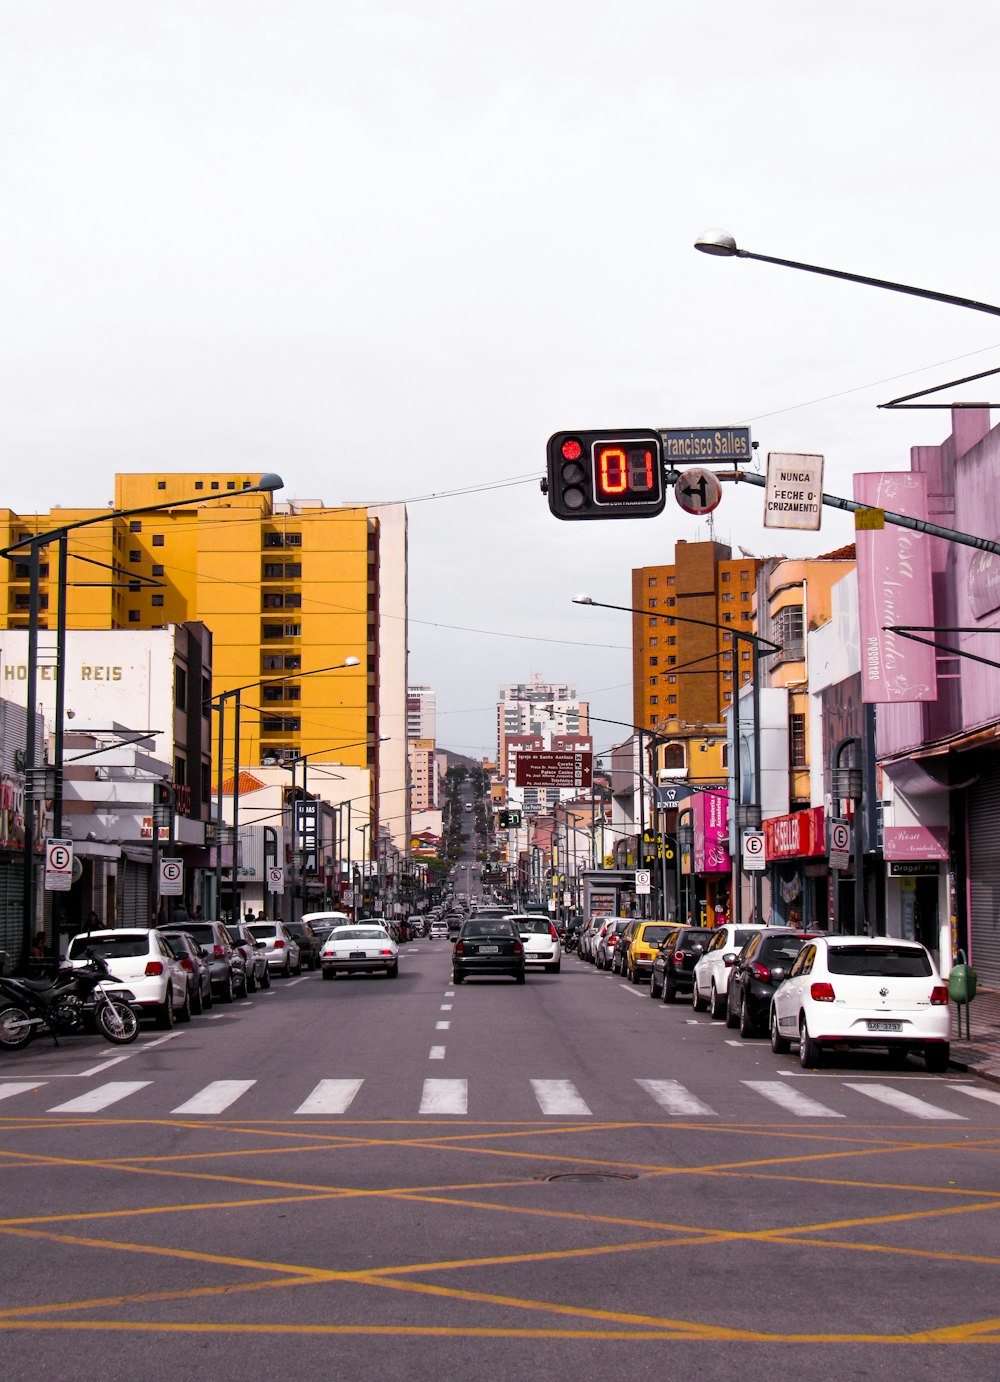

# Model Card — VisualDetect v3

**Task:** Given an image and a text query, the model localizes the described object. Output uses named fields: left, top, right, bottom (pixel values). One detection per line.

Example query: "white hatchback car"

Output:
left=66, top=928, right=192, bottom=1028
left=506, top=915, right=562, bottom=973
left=320, top=924, right=398, bottom=979
left=770, top=935, right=951, bottom=1071
left=692, top=923, right=769, bottom=1019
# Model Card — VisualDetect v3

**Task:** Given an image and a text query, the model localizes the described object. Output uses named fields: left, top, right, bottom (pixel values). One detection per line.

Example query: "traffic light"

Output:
left=545, top=429, right=666, bottom=520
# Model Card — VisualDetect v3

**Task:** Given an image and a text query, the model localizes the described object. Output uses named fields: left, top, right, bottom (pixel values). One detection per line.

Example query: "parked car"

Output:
left=224, top=921, right=271, bottom=991
left=66, top=928, right=191, bottom=1028
left=167, top=920, right=248, bottom=1001
left=610, top=918, right=639, bottom=973
left=507, top=914, right=562, bottom=973
left=301, top=911, right=351, bottom=946
left=159, top=929, right=214, bottom=1013
left=650, top=926, right=714, bottom=1002
left=595, top=919, right=629, bottom=971
left=320, top=923, right=398, bottom=979
left=769, top=935, right=951, bottom=1071
left=727, top=929, right=817, bottom=1036
left=283, top=920, right=322, bottom=971
left=452, top=917, right=525, bottom=985
left=579, top=917, right=609, bottom=963
left=622, top=921, right=679, bottom=984
left=692, top=923, right=769, bottom=1018
left=246, top=920, right=301, bottom=977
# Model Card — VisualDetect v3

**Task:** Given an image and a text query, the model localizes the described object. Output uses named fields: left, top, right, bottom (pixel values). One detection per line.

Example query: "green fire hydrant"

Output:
left=948, top=950, right=978, bottom=1039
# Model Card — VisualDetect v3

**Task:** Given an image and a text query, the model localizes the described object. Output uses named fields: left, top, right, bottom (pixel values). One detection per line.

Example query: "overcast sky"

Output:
left=4, top=2, right=1000, bottom=759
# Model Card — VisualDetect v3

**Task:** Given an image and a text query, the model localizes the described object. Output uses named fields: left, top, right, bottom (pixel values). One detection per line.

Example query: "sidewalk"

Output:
left=950, top=987, right=1000, bottom=1083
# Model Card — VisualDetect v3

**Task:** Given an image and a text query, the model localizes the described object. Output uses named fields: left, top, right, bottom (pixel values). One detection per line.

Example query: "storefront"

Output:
left=764, top=806, right=827, bottom=929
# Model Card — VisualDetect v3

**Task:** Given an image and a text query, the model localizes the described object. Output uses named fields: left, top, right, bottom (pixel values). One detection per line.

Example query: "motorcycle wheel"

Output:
left=95, top=1000, right=140, bottom=1045
left=0, top=1004, right=35, bottom=1049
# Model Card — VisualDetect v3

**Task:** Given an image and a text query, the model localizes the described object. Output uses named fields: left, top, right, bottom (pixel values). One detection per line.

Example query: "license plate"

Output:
left=478, top=945, right=499, bottom=954
left=867, top=1020, right=902, bottom=1033
left=349, top=951, right=367, bottom=959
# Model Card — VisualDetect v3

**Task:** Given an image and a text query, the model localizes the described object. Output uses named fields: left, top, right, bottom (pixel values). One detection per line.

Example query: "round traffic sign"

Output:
left=161, top=860, right=182, bottom=883
left=742, top=831, right=765, bottom=858
left=47, top=842, right=72, bottom=872
left=674, top=467, right=723, bottom=516
left=267, top=866, right=284, bottom=886
left=830, top=820, right=851, bottom=852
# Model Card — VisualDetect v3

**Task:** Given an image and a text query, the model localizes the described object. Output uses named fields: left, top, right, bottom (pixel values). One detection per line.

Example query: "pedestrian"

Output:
left=85, top=909, right=101, bottom=929
left=190, top=904, right=203, bottom=921
left=30, top=931, right=46, bottom=959
left=244, top=906, right=255, bottom=922
left=172, top=899, right=190, bottom=925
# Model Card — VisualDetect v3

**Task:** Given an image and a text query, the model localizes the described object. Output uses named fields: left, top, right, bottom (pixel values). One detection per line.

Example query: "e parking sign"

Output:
left=159, top=858, right=184, bottom=897
left=45, top=838, right=74, bottom=892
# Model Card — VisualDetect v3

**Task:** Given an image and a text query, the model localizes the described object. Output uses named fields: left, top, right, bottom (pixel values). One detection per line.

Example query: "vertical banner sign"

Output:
left=692, top=790, right=731, bottom=873
left=854, top=472, right=937, bottom=704
left=159, top=858, right=184, bottom=897
left=45, top=838, right=74, bottom=892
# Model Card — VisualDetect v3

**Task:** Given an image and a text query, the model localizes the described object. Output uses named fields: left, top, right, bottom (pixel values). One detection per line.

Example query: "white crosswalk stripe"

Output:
left=419, top=1078, right=467, bottom=1115
left=171, top=1080, right=257, bottom=1115
left=0, top=1083, right=45, bottom=1102
left=636, top=1079, right=716, bottom=1117
left=48, top=1082, right=151, bottom=1113
left=742, top=1081, right=844, bottom=1118
left=952, top=1085, right=1000, bottom=1110
left=531, top=1079, right=591, bottom=1116
left=844, top=1083, right=967, bottom=1120
left=294, top=1079, right=364, bottom=1115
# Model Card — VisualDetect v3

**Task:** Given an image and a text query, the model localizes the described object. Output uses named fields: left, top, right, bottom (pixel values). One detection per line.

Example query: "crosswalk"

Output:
left=1, top=1076, right=999, bottom=1122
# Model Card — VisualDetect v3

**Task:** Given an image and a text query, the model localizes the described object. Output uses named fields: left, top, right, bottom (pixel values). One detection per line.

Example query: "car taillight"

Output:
left=513, top=940, right=523, bottom=956
left=930, top=985, right=949, bottom=1005
left=179, top=957, right=194, bottom=972
left=274, top=939, right=285, bottom=949
left=810, top=981, right=836, bottom=1002
left=145, top=961, right=164, bottom=976
left=454, top=940, right=464, bottom=956
left=549, top=924, right=559, bottom=940
left=213, top=944, right=225, bottom=958
left=750, top=963, right=772, bottom=983
left=380, top=948, right=393, bottom=956
left=672, top=952, right=686, bottom=966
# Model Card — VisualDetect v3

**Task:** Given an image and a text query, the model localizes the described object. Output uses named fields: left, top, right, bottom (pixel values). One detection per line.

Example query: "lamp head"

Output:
left=572, top=593, right=594, bottom=605
left=693, top=229, right=740, bottom=257
left=255, top=472, right=284, bottom=492
left=343, top=656, right=361, bottom=667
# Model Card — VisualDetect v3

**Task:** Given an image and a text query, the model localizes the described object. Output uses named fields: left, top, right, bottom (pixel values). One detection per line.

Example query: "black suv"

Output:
left=649, top=926, right=714, bottom=1002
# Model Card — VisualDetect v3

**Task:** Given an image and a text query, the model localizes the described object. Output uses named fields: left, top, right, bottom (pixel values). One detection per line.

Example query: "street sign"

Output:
left=660, top=426, right=752, bottom=464
left=764, top=452, right=824, bottom=530
left=674, top=467, right=723, bottom=516
left=44, top=838, right=74, bottom=892
left=655, top=781, right=691, bottom=807
left=635, top=869, right=651, bottom=896
left=267, top=865, right=285, bottom=894
left=514, top=750, right=593, bottom=788
left=829, top=817, right=851, bottom=871
left=742, top=830, right=766, bottom=872
left=159, top=858, right=184, bottom=896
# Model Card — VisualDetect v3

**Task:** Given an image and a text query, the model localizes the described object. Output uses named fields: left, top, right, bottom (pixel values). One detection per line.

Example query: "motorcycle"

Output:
left=0, top=949, right=140, bottom=1049
left=563, top=927, right=579, bottom=954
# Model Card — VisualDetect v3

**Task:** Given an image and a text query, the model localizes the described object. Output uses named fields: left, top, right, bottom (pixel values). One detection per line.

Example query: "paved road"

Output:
left=2, top=943, right=1000, bottom=1379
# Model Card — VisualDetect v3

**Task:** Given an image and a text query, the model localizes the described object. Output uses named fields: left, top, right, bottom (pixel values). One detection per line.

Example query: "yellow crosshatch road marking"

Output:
left=3, top=1111, right=1000, bottom=1348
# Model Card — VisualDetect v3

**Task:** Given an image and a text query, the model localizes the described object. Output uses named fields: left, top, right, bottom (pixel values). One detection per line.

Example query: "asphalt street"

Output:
left=2, top=936, right=1000, bottom=1380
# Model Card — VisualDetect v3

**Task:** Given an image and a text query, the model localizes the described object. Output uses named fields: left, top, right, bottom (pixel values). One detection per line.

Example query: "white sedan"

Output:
left=770, top=935, right=951, bottom=1071
left=320, top=924, right=398, bottom=980
left=505, top=915, right=562, bottom=973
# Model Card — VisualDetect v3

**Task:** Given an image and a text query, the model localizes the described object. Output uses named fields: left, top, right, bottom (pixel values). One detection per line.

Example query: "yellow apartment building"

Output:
left=0, top=474, right=408, bottom=842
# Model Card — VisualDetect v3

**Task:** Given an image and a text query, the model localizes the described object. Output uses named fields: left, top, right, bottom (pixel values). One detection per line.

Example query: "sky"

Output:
left=4, top=1, right=1000, bottom=761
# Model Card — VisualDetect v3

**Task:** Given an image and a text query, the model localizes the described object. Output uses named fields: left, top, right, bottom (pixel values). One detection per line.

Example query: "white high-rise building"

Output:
left=407, top=686, right=436, bottom=741
left=497, top=675, right=590, bottom=816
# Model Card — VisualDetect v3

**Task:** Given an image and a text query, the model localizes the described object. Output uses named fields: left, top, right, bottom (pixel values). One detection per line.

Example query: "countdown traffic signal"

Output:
left=545, top=429, right=666, bottom=520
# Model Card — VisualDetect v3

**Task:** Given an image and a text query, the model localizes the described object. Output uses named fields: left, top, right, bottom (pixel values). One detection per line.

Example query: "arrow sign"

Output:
left=674, top=467, right=722, bottom=516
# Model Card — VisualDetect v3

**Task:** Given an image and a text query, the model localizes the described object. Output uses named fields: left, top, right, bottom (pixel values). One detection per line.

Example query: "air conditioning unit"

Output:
left=261, top=757, right=279, bottom=766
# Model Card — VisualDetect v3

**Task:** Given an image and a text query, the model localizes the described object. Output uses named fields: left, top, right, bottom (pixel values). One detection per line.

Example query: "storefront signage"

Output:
left=882, top=825, right=949, bottom=861
left=888, top=860, right=940, bottom=877
left=692, top=789, right=731, bottom=874
left=0, top=771, right=25, bottom=850
left=968, top=550, right=1000, bottom=620
left=764, top=806, right=826, bottom=861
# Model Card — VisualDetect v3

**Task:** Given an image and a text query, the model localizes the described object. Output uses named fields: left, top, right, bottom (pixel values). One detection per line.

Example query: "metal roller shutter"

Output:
left=967, top=766, right=1000, bottom=986
left=119, top=858, right=150, bottom=928
left=0, top=857, right=24, bottom=966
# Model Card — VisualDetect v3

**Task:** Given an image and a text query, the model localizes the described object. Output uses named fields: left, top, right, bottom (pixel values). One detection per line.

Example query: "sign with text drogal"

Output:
left=765, top=452, right=823, bottom=530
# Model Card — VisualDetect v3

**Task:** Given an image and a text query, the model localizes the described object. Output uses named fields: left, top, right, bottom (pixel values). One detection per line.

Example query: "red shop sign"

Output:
left=764, top=806, right=826, bottom=861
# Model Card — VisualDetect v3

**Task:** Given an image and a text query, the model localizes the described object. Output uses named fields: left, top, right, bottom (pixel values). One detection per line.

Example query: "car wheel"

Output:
left=246, top=966, right=257, bottom=994
left=387, top=962, right=399, bottom=978
left=321, top=968, right=335, bottom=981
left=237, top=970, right=249, bottom=999
left=649, top=972, right=661, bottom=999
left=292, top=959, right=302, bottom=976
left=515, top=969, right=526, bottom=984
left=630, top=965, right=641, bottom=985
left=203, top=982, right=214, bottom=1011
left=691, top=983, right=708, bottom=1013
left=924, top=1043, right=950, bottom=1074
left=281, top=956, right=291, bottom=978
left=739, top=994, right=756, bottom=1039
left=218, top=973, right=234, bottom=1004
left=770, top=1006, right=791, bottom=1054
left=190, top=982, right=203, bottom=1016
left=662, top=977, right=676, bottom=1004
left=548, top=961, right=561, bottom=974
left=799, top=1017, right=822, bottom=1068
left=709, top=983, right=726, bottom=1020
left=155, top=988, right=175, bottom=1030
left=725, top=990, right=740, bottom=1028
left=260, top=966, right=270, bottom=990
left=452, top=970, right=464, bottom=984
left=176, top=987, right=192, bottom=1023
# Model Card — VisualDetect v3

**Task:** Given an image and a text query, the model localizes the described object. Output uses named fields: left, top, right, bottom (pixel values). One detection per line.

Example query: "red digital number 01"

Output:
left=597, top=447, right=628, bottom=495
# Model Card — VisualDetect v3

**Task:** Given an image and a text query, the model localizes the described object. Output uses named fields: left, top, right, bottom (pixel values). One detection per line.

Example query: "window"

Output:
left=789, top=712, right=807, bottom=767
left=649, top=676, right=658, bottom=685
left=667, top=656, right=676, bottom=666
left=647, top=577, right=657, bottom=587
left=773, top=604, right=805, bottom=655
left=722, top=613, right=733, bottom=623
left=667, top=597, right=675, bottom=607
left=129, top=550, right=141, bottom=563
left=202, top=676, right=211, bottom=718
left=173, top=756, right=186, bottom=786
left=263, top=593, right=284, bottom=609
left=284, top=624, right=301, bottom=637
left=742, top=649, right=751, bottom=661
left=283, top=655, right=301, bottom=669
left=667, top=674, right=676, bottom=684
left=129, top=520, right=142, bottom=532
left=648, top=617, right=658, bottom=627
left=667, top=637, right=676, bottom=646
left=263, top=655, right=283, bottom=670
left=722, top=571, right=731, bottom=582
left=666, top=576, right=675, bottom=586
left=721, top=592, right=733, bottom=603
left=647, top=598, right=658, bottom=608
left=227, top=481, right=236, bottom=490
left=175, top=666, right=187, bottom=710
left=262, top=623, right=284, bottom=640
left=211, top=481, right=219, bottom=490
left=263, top=564, right=283, bottom=579
left=662, top=743, right=685, bottom=769
left=741, top=591, right=750, bottom=602
left=152, top=564, right=164, bottom=577
left=157, top=481, right=166, bottom=491
left=195, top=481, right=204, bottom=491
left=128, top=610, right=141, bottom=622
left=152, top=534, right=164, bottom=547
left=284, top=533, right=302, bottom=547
left=723, top=671, right=732, bottom=681
left=650, top=695, right=658, bottom=705
left=152, top=595, right=164, bottom=607
left=668, top=694, right=677, bottom=704
left=128, top=582, right=140, bottom=593
left=263, top=532, right=283, bottom=548
left=649, top=638, right=658, bottom=647
left=649, top=656, right=658, bottom=667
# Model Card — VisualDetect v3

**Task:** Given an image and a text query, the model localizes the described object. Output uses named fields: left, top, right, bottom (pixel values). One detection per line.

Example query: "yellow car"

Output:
left=624, top=921, right=681, bottom=985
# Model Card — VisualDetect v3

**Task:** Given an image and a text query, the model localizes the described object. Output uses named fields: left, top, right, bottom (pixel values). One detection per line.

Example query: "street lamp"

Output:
left=207, top=655, right=360, bottom=920
left=574, top=593, right=781, bottom=924
left=1, top=472, right=283, bottom=966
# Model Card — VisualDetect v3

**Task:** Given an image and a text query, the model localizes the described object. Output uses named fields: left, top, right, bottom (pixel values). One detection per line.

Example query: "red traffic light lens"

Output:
left=561, top=438, right=583, bottom=462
